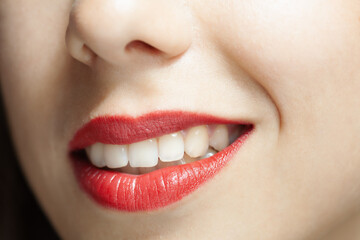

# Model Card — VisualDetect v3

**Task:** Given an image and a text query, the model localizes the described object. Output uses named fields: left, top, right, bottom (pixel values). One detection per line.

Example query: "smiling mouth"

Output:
left=80, top=124, right=246, bottom=175
left=69, top=111, right=253, bottom=212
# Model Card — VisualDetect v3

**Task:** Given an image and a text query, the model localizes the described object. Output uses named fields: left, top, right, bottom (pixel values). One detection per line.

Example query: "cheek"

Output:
left=0, top=0, right=76, bottom=214
left=217, top=0, right=360, bottom=124
left=0, top=2, right=66, bottom=150
left=211, top=0, right=360, bottom=146
left=0, top=0, right=72, bottom=115
left=218, top=1, right=360, bottom=139
left=206, top=0, right=360, bottom=228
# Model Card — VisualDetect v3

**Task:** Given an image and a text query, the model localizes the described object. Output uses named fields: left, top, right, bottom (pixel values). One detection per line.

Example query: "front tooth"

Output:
left=209, top=125, right=229, bottom=151
left=184, top=125, right=209, bottom=158
left=103, top=144, right=128, bottom=168
left=86, top=143, right=106, bottom=168
left=128, top=139, right=158, bottom=167
left=159, top=132, right=184, bottom=162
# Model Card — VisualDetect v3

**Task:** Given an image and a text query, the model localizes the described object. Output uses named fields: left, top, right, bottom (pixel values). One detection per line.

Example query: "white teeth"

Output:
left=86, top=143, right=106, bottom=168
left=158, top=132, right=184, bottom=162
left=209, top=125, right=229, bottom=151
left=85, top=124, right=235, bottom=170
left=184, top=125, right=209, bottom=158
left=128, top=138, right=158, bottom=167
left=103, top=144, right=128, bottom=168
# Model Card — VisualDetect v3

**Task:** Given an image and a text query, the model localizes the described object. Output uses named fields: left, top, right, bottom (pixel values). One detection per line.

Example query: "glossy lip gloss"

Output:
left=69, top=111, right=253, bottom=212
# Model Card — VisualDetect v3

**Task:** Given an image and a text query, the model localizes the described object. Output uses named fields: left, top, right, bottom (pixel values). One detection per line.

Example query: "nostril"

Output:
left=125, top=40, right=163, bottom=56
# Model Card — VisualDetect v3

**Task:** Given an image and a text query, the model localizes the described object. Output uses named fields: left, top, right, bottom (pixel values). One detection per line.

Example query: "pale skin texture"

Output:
left=1, top=0, right=360, bottom=239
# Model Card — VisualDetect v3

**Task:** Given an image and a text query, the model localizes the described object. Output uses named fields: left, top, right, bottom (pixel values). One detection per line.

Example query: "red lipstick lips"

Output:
left=70, top=111, right=253, bottom=212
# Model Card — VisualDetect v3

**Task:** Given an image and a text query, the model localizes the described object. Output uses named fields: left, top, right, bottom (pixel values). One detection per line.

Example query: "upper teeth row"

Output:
left=86, top=124, right=230, bottom=169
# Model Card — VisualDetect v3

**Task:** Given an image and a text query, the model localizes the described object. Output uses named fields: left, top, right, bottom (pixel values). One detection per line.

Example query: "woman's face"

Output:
left=1, top=0, right=360, bottom=239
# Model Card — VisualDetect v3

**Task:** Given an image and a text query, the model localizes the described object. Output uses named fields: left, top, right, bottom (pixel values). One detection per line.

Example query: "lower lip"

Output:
left=72, top=128, right=253, bottom=212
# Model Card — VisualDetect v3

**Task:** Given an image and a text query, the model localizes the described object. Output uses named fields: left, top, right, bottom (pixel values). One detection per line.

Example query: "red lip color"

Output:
left=70, top=111, right=253, bottom=212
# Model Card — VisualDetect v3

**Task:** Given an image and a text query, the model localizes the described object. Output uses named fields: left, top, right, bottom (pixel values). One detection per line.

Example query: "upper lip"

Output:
left=69, top=110, right=249, bottom=151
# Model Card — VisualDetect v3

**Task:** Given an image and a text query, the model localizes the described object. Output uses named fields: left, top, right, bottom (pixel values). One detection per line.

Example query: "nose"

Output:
left=65, top=0, right=192, bottom=67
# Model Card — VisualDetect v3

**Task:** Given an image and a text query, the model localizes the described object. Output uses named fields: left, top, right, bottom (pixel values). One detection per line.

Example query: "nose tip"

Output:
left=65, top=0, right=192, bottom=67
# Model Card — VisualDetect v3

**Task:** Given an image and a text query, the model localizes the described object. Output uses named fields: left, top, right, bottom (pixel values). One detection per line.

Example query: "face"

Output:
left=1, top=0, right=360, bottom=239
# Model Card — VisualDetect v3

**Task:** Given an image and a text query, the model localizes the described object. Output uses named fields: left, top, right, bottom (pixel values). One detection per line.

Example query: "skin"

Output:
left=1, top=0, right=360, bottom=239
